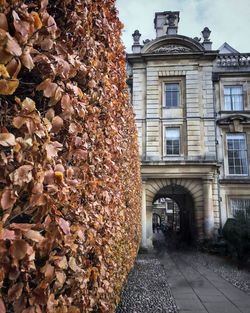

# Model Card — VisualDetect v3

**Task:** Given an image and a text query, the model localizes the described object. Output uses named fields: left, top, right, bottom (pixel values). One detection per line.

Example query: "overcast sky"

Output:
left=116, top=0, right=250, bottom=53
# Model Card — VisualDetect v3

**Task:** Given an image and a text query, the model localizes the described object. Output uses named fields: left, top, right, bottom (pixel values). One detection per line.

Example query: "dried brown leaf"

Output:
left=0, top=13, right=8, bottom=31
left=0, top=79, right=19, bottom=95
left=21, top=52, right=35, bottom=70
left=5, top=34, right=22, bottom=56
left=0, top=298, right=6, bottom=313
left=21, top=97, right=36, bottom=112
left=10, top=240, right=28, bottom=260
left=0, top=229, right=16, bottom=240
left=0, top=187, right=17, bottom=210
left=8, top=282, right=23, bottom=300
left=44, top=141, right=62, bottom=160
left=6, top=58, right=21, bottom=78
left=57, top=217, right=70, bottom=235
left=9, top=165, right=33, bottom=186
left=0, top=133, right=15, bottom=146
left=51, top=116, right=64, bottom=133
left=23, top=230, right=45, bottom=243
left=68, top=257, right=81, bottom=272
left=0, top=64, right=10, bottom=79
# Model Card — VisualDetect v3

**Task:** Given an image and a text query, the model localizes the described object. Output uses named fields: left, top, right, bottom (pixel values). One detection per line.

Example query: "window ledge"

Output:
left=219, top=178, right=250, bottom=184
left=219, top=110, right=250, bottom=114
left=163, top=106, right=183, bottom=109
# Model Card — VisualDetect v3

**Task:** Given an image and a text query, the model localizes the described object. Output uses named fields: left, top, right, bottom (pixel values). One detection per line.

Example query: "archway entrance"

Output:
left=153, top=184, right=195, bottom=244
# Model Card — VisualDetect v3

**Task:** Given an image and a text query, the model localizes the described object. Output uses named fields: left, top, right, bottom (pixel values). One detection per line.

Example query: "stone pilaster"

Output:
left=203, top=176, right=215, bottom=238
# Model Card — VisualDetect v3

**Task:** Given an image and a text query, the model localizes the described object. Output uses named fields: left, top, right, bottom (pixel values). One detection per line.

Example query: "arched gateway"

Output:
left=141, top=177, right=217, bottom=248
left=153, top=184, right=196, bottom=243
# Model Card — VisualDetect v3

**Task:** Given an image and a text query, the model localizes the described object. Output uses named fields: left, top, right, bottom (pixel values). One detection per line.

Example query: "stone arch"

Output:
left=144, top=178, right=204, bottom=246
left=141, top=34, right=205, bottom=54
left=146, top=178, right=203, bottom=209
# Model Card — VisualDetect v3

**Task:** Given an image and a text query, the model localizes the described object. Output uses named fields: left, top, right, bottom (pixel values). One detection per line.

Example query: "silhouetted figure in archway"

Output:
left=153, top=223, right=156, bottom=233
left=156, top=223, right=161, bottom=233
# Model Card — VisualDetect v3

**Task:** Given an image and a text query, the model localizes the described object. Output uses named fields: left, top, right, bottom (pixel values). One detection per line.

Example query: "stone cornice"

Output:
left=126, top=51, right=218, bottom=64
left=141, top=162, right=220, bottom=180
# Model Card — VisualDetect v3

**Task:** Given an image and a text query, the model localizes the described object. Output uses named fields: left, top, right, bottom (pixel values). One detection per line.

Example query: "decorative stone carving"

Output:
left=132, top=30, right=141, bottom=45
left=217, top=115, right=250, bottom=129
left=152, top=45, right=192, bottom=54
left=193, top=37, right=201, bottom=42
left=143, top=39, right=151, bottom=45
left=167, top=13, right=177, bottom=26
left=202, top=27, right=211, bottom=42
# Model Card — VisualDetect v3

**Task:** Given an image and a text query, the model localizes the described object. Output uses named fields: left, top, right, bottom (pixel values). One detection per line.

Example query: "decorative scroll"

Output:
left=152, top=45, right=192, bottom=54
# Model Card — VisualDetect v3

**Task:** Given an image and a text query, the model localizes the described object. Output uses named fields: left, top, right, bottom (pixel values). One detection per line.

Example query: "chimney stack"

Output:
left=154, top=11, right=180, bottom=37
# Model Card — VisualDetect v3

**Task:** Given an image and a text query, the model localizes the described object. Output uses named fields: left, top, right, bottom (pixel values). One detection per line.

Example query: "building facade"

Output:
left=127, top=11, right=250, bottom=248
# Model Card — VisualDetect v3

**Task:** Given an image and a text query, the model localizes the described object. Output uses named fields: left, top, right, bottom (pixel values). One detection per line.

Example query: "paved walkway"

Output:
left=156, top=233, right=250, bottom=313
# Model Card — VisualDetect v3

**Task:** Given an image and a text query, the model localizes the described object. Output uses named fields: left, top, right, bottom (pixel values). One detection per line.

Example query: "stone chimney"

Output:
left=201, top=27, right=212, bottom=50
left=132, top=30, right=142, bottom=53
left=154, top=11, right=180, bottom=37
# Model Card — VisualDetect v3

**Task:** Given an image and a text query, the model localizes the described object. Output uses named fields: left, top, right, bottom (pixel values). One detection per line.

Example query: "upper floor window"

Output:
left=165, top=83, right=180, bottom=107
left=224, top=86, right=243, bottom=111
left=227, top=133, right=248, bottom=175
left=166, top=128, right=180, bottom=155
left=230, top=198, right=250, bottom=219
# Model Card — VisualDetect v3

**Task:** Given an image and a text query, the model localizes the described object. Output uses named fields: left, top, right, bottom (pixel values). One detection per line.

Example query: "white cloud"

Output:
left=116, top=0, right=250, bottom=53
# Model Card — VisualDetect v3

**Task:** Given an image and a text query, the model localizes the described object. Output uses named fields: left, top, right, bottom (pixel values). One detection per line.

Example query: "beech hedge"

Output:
left=0, top=0, right=141, bottom=312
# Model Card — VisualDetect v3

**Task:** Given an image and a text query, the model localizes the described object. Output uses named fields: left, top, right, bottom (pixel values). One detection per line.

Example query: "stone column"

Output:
left=203, top=177, right=214, bottom=238
left=141, top=181, right=147, bottom=248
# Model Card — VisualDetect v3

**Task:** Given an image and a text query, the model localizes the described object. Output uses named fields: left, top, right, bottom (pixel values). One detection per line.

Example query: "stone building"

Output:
left=126, top=11, right=250, bottom=248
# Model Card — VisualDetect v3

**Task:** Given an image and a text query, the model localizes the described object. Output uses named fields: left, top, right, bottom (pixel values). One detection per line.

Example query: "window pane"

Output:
left=227, top=133, right=248, bottom=175
left=232, top=95, right=243, bottom=110
left=166, top=128, right=180, bottom=155
left=231, top=87, right=242, bottom=95
left=166, top=128, right=179, bottom=138
left=172, top=92, right=178, bottom=106
left=224, top=87, right=231, bottom=95
left=165, top=83, right=179, bottom=107
left=230, top=199, right=250, bottom=218
left=224, top=86, right=243, bottom=111
left=224, top=95, right=231, bottom=110
left=166, top=84, right=179, bottom=91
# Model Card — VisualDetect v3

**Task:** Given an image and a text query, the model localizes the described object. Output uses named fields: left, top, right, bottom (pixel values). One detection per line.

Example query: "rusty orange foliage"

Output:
left=0, top=0, right=141, bottom=312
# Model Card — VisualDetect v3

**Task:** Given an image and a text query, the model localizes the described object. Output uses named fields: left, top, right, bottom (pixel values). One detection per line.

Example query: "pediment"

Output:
left=217, top=114, right=250, bottom=131
left=142, top=35, right=205, bottom=54
left=217, top=114, right=250, bottom=124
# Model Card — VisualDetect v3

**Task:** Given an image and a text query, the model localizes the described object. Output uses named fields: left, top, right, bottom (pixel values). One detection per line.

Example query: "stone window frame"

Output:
left=224, top=132, right=249, bottom=177
left=219, top=79, right=248, bottom=112
left=161, top=76, right=185, bottom=109
left=162, top=123, right=185, bottom=157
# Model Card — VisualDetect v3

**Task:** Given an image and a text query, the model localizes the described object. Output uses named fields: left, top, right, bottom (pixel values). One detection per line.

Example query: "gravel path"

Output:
left=181, top=250, right=250, bottom=296
left=116, top=253, right=178, bottom=313
left=116, top=234, right=250, bottom=312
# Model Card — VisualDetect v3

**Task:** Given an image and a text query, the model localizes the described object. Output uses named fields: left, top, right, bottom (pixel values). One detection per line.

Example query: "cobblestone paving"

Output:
left=116, top=253, right=178, bottom=313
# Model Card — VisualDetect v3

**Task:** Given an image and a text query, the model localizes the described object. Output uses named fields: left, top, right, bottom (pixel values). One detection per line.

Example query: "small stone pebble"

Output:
left=116, top=253, right=178, bottom=313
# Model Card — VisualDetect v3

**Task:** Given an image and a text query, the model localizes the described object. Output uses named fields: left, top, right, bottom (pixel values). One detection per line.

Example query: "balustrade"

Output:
left=216, top=54, right=250, bottom=67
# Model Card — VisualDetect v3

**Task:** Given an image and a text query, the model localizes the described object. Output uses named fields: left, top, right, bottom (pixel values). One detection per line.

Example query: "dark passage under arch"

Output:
left=153, top=184, right=196, bottom=244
